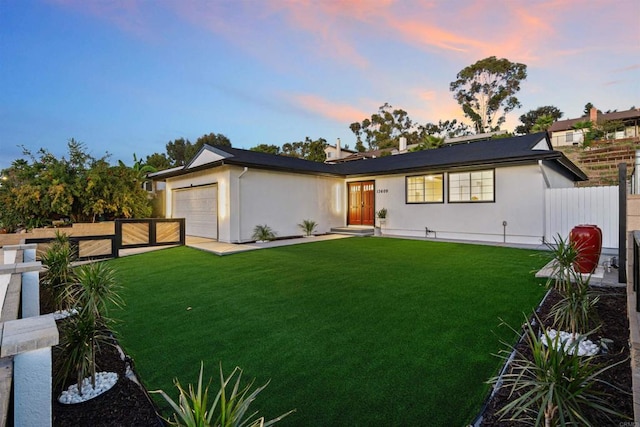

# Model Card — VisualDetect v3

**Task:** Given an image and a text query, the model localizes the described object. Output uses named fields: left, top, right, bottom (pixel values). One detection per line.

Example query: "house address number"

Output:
left=376, top=189, right=389, bottom=193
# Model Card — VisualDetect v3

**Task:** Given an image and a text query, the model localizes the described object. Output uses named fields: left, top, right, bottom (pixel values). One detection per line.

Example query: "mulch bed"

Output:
left=479, top=286, right=633, bottom=426
left=52, top=332, right=164, bottom=427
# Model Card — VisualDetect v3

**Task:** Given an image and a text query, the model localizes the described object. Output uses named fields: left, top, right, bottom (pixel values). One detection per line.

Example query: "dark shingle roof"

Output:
left=549, top=108, right=640, bottom=132
left=151, top=132, right=586, bottom=181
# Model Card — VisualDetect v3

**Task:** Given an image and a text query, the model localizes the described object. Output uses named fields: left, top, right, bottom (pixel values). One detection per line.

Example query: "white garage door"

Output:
left=172, top=185, right=218, bottom=239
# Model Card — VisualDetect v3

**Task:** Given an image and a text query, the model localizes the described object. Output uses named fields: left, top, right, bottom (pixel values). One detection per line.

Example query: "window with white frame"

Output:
left=448, top=170, right=494, bottom=202
left=566, top=132, right=574, bottom=143
left=406, top=173, right=444, bottom=203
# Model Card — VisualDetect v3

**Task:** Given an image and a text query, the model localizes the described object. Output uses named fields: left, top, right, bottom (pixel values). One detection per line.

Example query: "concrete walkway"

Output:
left=185, top=233, right=351, bottom=255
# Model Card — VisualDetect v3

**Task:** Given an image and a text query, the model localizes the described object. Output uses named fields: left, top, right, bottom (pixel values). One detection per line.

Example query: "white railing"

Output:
left=0, top=244, right=58, bottom=427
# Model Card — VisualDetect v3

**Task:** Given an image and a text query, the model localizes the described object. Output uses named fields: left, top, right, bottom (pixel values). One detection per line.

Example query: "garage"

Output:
left=172, top=184, right=218, bottom=239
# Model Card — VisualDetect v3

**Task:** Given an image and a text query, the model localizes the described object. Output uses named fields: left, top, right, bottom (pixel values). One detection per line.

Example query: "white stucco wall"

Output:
left=164, top=167, right=232, bottom=242
left=359, top=163, right=570, bottom=245
left=236, top=168, right=344, bottom=242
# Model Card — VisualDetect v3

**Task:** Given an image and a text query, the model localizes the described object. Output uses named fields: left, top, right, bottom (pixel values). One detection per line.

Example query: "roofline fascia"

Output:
left=151, top=151, right=586, bottom=182
left=343, top=153, right=564, bottom=178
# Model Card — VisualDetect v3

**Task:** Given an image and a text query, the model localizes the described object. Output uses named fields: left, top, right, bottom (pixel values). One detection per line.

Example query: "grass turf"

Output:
left=109, top=237, right=548, bottom=426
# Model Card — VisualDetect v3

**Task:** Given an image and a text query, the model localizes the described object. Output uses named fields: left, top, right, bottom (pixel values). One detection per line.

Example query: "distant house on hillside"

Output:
left=549, top=106, right=640, bottom=147
left=324, top=139, right=357, bottom=162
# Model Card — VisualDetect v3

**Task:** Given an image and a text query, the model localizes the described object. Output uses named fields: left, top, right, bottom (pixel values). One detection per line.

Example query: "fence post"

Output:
left=620, top=163, right=628, bottom=284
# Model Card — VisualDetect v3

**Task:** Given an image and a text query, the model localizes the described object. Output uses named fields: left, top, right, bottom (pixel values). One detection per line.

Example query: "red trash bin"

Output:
left=570, top=225, right=602, bottom=274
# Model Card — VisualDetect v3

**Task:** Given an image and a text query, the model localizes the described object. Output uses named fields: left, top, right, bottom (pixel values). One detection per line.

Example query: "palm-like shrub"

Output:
left=69, top=261, right=124, bottom=321
left=40, top=231, right=77, bottom=311
left=544, top=233, right=580, bottom=293
left=297, top=219, right=317, bottom=236
left=252, top=224, right=276, bottom=242
left=489, top=317, right=626, bottom=426
left=548, top=271, right=600, bottom=338
left=55, top=262, right=123, bottom=395
left=153, top=362, right=294, bottom=427
left=56, top=309, right=112, bottom=395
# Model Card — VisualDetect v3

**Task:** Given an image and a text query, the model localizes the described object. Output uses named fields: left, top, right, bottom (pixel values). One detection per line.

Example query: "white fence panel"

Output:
left=545, top=186, right=618, bottom=249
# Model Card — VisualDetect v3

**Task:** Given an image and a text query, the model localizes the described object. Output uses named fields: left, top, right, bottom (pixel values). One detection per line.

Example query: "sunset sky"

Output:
left=1, top=0, right=638, bottom=169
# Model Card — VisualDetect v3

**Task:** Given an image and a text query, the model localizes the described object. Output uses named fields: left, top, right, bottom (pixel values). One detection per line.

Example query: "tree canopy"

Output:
left=0, top=140, right=152, bottom=231
left=515, top=106, right=563, bottom=134
left=349, top=103, right=420, bottom=150
left=249, top=138, right=327, bottom=162
left=450, top=56, right=527, bottom=133
left=146, top=132, right=232, bottom=169
left=349, top=104, right=472, bottom=151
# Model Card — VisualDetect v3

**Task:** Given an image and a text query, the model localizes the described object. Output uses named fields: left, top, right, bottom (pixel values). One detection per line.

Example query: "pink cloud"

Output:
left=286, top=93, right=371, bottom=123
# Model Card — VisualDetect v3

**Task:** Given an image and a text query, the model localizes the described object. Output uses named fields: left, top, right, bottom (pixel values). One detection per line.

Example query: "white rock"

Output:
left=58, top=372, right=118, bottom=404
left=541, top=329, right=600, bottom=356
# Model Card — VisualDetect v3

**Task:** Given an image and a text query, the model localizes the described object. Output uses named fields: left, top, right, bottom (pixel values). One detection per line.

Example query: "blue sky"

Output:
left=1, top=0, right=638, bottom=170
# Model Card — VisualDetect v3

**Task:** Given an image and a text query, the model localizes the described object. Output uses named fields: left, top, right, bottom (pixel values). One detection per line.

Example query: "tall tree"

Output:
left=164, top=132, right=232, bottom=167
left=583, top=102, right=594, bottom=116
left=450, top=56, right=527, bottom=133
left=250, top=144, right=281, bottom=155
left=281, top=137, right=328, bottom=162
left=419, top=119, right=472, bottom=139
left=349, top=103, right=420, bottom=150
left=531, top=115, right=555, bottom=133
left=145, top=153, right=171, bottom=170
left=195, top=132, right=231, bottom=147
left=515, top=106, right=563, bottom=134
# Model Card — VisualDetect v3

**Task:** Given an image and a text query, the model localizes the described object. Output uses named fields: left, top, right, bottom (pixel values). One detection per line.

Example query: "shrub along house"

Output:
left=149, top=132, right=587, bottom=245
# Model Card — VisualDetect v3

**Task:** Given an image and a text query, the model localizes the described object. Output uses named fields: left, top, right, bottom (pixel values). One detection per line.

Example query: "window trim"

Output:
left=447, top=169, right=495, bottom=203
left=405, top=173, right=445, bottom=204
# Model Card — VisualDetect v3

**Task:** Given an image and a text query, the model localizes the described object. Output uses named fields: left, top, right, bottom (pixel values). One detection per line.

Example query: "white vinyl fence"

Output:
left=545, top=186, right=619, bottom=250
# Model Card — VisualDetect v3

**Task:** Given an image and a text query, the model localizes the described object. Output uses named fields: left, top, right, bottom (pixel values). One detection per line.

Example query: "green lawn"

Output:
left=109, top=237, right=548, bottom=426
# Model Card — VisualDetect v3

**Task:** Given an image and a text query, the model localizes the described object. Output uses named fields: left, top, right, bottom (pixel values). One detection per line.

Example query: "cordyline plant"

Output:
left=55, top=262, right=124, bottom=395
left=56, top=309, right=113, bottom=395
left=544, top=233, right=581, bottom=293
left=40, top=231, right=77, bottom=311
left=548, top=270, right=600, bottom=339
left=542, top=234, right=600, bottom=339
left=488, top=316, right=628, bottom=426
left=152, top=362, right=294, bottom=427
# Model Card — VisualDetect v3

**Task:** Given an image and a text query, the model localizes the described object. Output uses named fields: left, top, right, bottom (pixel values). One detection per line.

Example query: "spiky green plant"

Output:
left=56, top=310, right=113, bottom=395
left=56, top=261, right=123, bottom=395
left=548, top=271, right=600, bottom=338
left=489, top=316, right=627, bottom=426
left=152, top=362, right=294, bottom=427
left=40, top=231, right=77, bottom=311
left=544, top=233, right=580, bottom=293
left=70, top=261, right=124, bottom=322
left=297, top=219, right=317, bottom=237
left=251, top=225, right=276, bottom=242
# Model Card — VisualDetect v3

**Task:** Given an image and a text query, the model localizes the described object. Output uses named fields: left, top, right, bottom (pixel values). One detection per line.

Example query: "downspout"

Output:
left=237, top=167, right=249, bottom=242
left=539, top=160, right=550, bottom=244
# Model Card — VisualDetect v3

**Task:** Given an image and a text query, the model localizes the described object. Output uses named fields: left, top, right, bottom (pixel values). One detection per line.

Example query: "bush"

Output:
left=297, top=219, right=317, bottom=236
left=252, top=225, right=275, bottom=242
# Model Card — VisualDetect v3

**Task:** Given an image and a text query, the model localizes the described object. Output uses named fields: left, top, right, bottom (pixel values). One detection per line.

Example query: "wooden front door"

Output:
left=348, top=181, right=375, bottom=226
